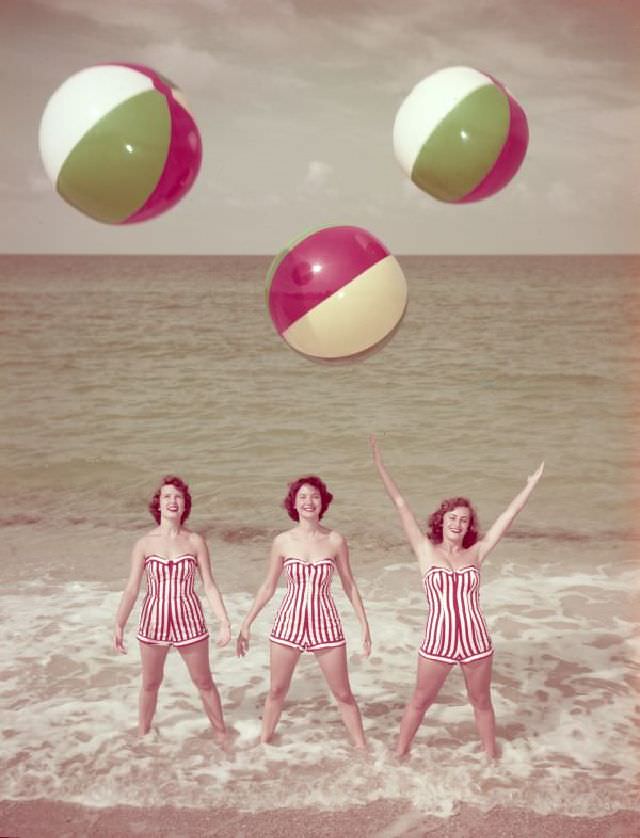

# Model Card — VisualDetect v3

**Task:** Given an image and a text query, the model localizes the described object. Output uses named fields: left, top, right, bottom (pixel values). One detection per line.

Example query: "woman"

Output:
left=370, top=435, right=543, bottom=759
left=236, top=475, right=371, bottom=750
left=113, top=475, right=231, bottom=742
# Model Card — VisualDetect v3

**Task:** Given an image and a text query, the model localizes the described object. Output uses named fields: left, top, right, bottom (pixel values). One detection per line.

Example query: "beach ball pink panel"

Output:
left=266, top=225, right=408, bottom=363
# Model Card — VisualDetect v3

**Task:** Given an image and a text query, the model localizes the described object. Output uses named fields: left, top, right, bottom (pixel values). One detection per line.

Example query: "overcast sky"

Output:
left=2, top=0, right=639, bottom=254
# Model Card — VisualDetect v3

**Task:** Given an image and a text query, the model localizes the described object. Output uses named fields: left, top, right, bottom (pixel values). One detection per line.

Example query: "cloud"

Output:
left=136, top=40, right=224, bottom=88
left=302, top=160, right=333, bottom=192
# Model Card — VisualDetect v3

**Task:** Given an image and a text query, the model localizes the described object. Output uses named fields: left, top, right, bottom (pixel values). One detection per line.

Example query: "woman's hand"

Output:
left=236, top=626, right=250, bottom=657
left=216, top=621, right=231, bottom=648
left=528, top=462, right=545, bottom=486
left=370, top=433, right=382, bottom=464
left=362, top=628, right=372, bottom=658
left=113, top=625, right=127, bottom=654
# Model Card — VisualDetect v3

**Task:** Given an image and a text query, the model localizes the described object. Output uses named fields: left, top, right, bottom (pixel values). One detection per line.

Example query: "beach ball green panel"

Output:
left=410, top=84, right=509, bottom=202
left=393, top=65, right=529, bottom=203
left=57, top=91, right=170, bottom=224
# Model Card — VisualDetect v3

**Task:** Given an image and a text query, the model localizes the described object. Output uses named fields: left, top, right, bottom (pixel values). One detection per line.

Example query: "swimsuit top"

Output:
left=284, top=557, right=335, bottom=566
left=145, top=553, right=197, bottom=564
left=423, top=564, right=482, bottom=603
left=143, top=554, right=199, bottom=600
left=424, top=563, right=479, bottom=577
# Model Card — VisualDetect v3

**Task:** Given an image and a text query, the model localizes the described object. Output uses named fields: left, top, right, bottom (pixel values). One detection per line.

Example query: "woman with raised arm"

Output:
left=370, top=435, right=543, bottom=759
left=236, top=475, right=371, bottom=750
left=113, top=475, right=231, bottom=743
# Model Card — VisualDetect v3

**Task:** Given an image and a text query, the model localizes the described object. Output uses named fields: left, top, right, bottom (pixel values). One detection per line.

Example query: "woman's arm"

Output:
left=477, top=462, right=544, bottom=563
left=113, top=539, right=146, bottom=654
left=334, top=534, right=371, bottom=657
left=370, top=434, right=432, bottom=573
left=236, top=535, right=285, bottom=657
left=195, top=534, right=231, bottom=648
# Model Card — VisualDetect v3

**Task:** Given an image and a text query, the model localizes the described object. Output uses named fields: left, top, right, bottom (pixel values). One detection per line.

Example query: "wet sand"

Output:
left=1, top=799, right=638, bottom=838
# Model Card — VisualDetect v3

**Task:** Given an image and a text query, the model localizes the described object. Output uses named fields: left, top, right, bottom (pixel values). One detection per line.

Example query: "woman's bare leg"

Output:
left=138, top=642, right=170, bottom=735
left=178, top=638, right=226, bottom=743
left=315, top=644, right=367, bottom=750
left=461, top=655, right=497, bottom=758
left=396, top=657, right=452, bottom=757
left=261, top=642, right=301, bottom=743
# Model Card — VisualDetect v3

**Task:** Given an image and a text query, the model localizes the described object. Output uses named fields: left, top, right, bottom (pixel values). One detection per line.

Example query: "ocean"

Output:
left=0, top=254, right=638, bottom=821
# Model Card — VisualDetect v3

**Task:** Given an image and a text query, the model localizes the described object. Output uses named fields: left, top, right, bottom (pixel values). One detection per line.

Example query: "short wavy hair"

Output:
left=283, top=475, right=333, bottom=521
left=148, top=475, right=192, bottom=525
left=427, top=497, right=479, bottom=547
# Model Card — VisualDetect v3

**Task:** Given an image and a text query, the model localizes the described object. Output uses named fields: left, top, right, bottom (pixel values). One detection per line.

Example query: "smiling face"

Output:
left=295, top=483, right=323, bottom=521
left=443, top=506, right=471, bottom=543
left=159, top=483, right=185, bottom=523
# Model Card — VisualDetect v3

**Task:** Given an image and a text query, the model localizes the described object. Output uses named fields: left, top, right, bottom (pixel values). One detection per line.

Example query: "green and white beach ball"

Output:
left=393, top=66, right=529, bottom=203
left=38, top=63, right=202, bottom=224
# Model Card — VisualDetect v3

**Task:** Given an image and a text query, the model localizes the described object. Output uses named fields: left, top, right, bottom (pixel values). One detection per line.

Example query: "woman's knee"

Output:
left=192, top=675, right=215, bottom=692
left=268, top=681, right=290, bottom=701
left=467, top=690, right=492, bottom=710
left=412, top=688, right=437, bottom=713
left=331, top=686, right=355, bottom=705
left=141, top=676, right=163, bottom=693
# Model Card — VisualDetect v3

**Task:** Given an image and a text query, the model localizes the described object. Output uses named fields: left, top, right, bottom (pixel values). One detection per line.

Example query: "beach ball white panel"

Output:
left=393, top=66, right=491, bottom=176
left=38, top=65, right=156, bottom=183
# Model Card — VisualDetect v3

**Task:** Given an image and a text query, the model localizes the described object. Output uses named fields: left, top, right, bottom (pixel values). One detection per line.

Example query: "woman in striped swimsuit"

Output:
left=113, top=475, right=231, bottom=740
left=371, top=435, right=543, bottom=759
left=236, top=476, right=371, bottom=749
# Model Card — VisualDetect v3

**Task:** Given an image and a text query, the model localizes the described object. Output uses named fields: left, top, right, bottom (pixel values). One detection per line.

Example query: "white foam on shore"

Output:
left=1, top=564, right=638, bottom=817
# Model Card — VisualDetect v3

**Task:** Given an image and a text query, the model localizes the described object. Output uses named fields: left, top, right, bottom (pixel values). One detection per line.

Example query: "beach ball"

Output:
left=393, top=66, right=528, bottom=203
left=38, top=63, right=202, bottom=224
left=266, top=225, right=407, bottom=363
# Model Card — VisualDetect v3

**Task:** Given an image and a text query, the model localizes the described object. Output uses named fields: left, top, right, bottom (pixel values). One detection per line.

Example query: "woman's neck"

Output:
left=159, top=521, right=182, bottom=538
left=297, top=519, right=322, bottom=536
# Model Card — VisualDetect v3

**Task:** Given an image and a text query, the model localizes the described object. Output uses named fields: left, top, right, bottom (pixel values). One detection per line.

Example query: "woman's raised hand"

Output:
left=528, top=462, right=545, bottom=486
left=370, top=433, right=382, bottom=463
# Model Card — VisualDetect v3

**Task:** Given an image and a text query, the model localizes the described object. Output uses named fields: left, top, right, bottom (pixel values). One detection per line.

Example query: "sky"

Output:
left=1, top=0, right=639, bottom=254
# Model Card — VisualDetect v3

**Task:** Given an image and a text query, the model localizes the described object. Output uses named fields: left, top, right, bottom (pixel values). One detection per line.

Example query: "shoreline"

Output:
left=1, top=800, right=638, bottom=838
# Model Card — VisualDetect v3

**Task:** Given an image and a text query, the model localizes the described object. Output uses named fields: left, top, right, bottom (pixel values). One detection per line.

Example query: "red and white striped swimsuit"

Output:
left=419, top=565, right=493, bottom=664
left=270, top=558, right=346, bottom=652
left=137, top=554, right=209, bottom=647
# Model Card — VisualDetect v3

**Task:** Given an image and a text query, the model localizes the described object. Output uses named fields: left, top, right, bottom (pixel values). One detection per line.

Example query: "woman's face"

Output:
left=295, top=483, right=322, bottom=520
left=443, top=506, right=471, bottom=542
left=160, top=483, right=185, bottom=522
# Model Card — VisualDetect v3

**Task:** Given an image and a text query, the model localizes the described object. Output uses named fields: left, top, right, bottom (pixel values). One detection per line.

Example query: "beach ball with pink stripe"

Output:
left=38, top=63, right=202, bottom=224
left=393, top=66, right=528, bottom=203
left=267, top=225, right=407, bottom=363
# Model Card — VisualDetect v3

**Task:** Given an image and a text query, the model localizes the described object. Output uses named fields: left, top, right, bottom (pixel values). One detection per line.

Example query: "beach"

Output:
left=1, top=254, right=638, bottom=833
left=2, top=800, right=639, bottom=837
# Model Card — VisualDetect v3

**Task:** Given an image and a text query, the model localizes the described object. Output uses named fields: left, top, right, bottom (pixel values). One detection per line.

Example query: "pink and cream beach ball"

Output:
left=393, top=66, right=528, bottom=203
left=266, top=225, right=408, bottom=363
left=38, top=63, right=202, bottom=224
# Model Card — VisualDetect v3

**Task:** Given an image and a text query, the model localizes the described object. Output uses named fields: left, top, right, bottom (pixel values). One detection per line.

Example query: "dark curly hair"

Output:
left=148, top=475, right=192, bottom=525
left=283, top=475, right=333, bottom=521
left=427, top=497, right=479, bottom=547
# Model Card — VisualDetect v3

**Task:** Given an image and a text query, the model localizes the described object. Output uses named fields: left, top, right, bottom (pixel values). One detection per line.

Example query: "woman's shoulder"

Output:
left=273, top=527, right=296, bottom=544
left=136, top=527, right=161, bottom=548
left=325, top=527, right=346, bottom=549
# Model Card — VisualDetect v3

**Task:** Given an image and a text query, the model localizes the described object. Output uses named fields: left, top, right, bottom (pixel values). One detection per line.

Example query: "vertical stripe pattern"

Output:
left=137, top=555, right=209, bottom=647
left=419, top=566, right=493, bottom=663
left=270, top=559, right=346, bottom=651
